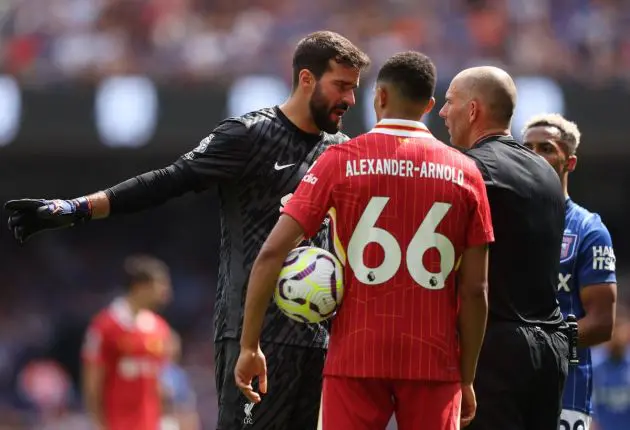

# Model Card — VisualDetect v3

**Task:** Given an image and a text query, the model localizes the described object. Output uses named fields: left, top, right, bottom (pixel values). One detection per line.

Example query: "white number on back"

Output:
left=347, top=197, right=455, bottom=289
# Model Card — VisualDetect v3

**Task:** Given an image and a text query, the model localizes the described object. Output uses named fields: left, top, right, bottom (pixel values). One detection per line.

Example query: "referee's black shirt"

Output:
left=465, top=135, right=565, bottom=328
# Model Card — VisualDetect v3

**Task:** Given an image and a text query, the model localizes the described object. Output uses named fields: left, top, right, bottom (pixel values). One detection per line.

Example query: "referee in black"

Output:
left=5, top=31, right=370, bottom=430
left=439, top=66, right=569, bottom=429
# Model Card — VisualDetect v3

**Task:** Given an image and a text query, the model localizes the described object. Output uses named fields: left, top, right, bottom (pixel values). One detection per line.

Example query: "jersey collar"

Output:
left=367, top=119, right=432, bottom=138
left=473, top=133, right=513, bottom=148
left=110, top=297, right=135, bottom=330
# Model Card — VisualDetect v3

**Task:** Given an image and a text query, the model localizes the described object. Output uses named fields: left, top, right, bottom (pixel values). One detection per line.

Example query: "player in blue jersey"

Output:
left=591, top=305, right=630, bottom=430
left=522, top=113, right=617, bottom=430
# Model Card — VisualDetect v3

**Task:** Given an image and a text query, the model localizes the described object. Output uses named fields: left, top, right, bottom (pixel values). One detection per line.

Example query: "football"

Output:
left=274, top=246, right=344, bottom=323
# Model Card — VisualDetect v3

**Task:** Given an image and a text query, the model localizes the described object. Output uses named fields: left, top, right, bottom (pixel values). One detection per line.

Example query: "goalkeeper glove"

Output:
left=4, top=197, right=92, bottom=244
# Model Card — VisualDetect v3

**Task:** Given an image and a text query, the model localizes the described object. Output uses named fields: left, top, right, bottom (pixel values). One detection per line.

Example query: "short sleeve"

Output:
left=176, top=119, right=252, bottom=187
left=576, top=216, right=617, bottom=287
left=466, top=150, right=494, bottom=187
left=281, top=148, right=338, bottom=239
left=81, top=322, right=109, bottom=365
left=466, top=167, right=494, bottom=247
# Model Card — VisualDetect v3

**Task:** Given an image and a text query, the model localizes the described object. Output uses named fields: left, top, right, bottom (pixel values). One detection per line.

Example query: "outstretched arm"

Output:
left=83, top=191, right=110, bottom=219
left=97, top=162, right=200, bottom=217
left=5, top=161, right=202, bottom=242
left=6, top=119, right=252, bottom=242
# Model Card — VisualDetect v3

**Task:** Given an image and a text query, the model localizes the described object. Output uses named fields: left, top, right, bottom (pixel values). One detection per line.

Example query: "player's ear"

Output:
left=566, top=155, right=577, bottom=173
left=298, top=69, right=316, bottom=92
left=468, top=99, right=479, bottom=124
left=424, top=97, right=436, bottom=114
left=377, top=86, right=387, bottom=109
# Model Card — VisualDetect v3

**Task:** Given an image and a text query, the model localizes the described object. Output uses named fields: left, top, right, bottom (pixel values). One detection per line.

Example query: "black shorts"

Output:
left=214, top=339, right=325, bottom=430
left=468, top=323, right=569, bottom=430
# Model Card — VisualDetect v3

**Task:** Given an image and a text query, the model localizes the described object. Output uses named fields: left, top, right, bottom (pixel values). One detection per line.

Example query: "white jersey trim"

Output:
left=367, top=118, right=433, bottom=138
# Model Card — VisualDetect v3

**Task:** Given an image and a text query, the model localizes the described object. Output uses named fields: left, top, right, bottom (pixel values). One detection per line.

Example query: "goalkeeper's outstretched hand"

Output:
left=4, top=197, right=92, bottom=244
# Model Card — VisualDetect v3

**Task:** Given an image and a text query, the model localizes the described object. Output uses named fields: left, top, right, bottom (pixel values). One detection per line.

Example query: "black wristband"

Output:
left=105, top=164, right=198, bottom=215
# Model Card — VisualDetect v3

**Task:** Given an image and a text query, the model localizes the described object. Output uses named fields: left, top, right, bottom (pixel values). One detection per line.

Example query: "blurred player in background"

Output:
left=440, top=67, right=569, bottom=430
left=235, top=51, right=494, bottom=430
left=5, top=31, right=370, bottom=430
left=160, top=330, right=200, bottom=430
left=522, top=114, right=617, bottom=430
left=82, top=255, right=173, bottom=430
left=591, top=305, right=630, bottom=430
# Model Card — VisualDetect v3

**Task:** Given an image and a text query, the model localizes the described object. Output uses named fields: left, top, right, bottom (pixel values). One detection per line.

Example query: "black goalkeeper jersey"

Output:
left=174, top=106, right=348, bottom=348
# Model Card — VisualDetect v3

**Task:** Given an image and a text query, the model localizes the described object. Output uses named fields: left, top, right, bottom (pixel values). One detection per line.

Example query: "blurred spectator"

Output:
left=0, top=206, right=220, bottom=428
left=160, top=330, right=200, bottom=430
left=2, top=0, right=630, bottom=85
left=19, top=359, right=91, bottom=430
left=591, top=305, right=630, bottom=429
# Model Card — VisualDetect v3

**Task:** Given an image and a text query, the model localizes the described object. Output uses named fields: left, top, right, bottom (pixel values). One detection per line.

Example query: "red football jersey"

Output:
left=282, top=119, right=494, bottom=381
left=82, top=298, right=170, bottom=430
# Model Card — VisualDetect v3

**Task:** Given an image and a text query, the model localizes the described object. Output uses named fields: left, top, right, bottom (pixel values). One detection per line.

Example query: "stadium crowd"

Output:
left=1, top=0, right=630, bottom=85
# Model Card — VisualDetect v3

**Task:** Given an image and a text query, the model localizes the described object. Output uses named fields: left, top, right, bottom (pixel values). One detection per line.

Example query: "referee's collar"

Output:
left=368, top=118, right=432, bottom=138
left=473, top=133, right=513, bottom=148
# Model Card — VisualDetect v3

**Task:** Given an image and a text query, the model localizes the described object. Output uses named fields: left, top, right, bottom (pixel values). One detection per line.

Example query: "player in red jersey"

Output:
left=235, top=51, right=493, bottom=430
left=82, top=255, right=173, bottom=430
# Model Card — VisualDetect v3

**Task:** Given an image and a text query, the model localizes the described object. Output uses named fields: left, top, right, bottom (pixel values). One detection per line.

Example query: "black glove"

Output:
left=4, top=197, right=92, bottom=243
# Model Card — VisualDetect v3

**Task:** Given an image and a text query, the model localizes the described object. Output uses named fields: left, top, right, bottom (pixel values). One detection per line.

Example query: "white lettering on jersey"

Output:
left=345, top=159, right=464, bottom=185
left=592, top=246, right=616, bottom=271
left=117, top=357, right=160, bottom=380
left=301, top=173, right=318, bottom=185
left=595, top=385, right=630, bottom=412
left=560, top=409, right=591, bottom=430
left=558, top=273, right=572, bottom=292
left=280, top=193, right=293, bottom=207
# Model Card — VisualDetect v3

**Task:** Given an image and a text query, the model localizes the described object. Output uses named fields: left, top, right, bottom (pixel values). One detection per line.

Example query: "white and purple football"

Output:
left=274, top=246, right=344, bottom=323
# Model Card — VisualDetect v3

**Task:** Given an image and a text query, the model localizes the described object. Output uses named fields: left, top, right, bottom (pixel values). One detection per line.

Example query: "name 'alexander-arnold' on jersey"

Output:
left=344, top=157, right=465, bottom=185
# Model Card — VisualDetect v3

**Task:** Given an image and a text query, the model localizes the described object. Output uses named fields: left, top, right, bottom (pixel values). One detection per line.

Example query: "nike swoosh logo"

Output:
left=274, top=162, right=296, bottom=170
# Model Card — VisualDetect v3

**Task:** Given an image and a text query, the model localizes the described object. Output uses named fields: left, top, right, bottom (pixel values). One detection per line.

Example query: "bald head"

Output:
left=452, top=66, right=517, bottom=126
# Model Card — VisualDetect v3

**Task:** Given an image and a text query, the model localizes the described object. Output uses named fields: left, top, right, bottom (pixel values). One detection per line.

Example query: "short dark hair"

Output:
left=292, top=31, right=370, bottom=90
left=377, top=51, right=437, bottom=103
left=123, top=254, right=170, bottom=290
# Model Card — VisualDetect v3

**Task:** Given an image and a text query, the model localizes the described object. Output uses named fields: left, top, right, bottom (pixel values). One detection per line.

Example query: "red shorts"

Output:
left=320, top=376, right=461, bottom=430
